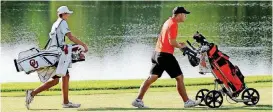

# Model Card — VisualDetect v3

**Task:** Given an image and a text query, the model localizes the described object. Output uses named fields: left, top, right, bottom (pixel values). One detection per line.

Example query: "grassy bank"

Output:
left=1, top=75, right=271, bottom=97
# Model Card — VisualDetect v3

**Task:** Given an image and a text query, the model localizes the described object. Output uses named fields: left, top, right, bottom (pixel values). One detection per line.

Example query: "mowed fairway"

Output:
left=1, top=76, right=272, bottom=112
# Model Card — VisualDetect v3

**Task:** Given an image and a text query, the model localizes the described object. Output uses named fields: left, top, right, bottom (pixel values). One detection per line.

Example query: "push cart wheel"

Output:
left=204, top=90, right=223, bottom=108
left=195, top=89, right=209, bottom=106
left=242, top=88, right=259, bottom=106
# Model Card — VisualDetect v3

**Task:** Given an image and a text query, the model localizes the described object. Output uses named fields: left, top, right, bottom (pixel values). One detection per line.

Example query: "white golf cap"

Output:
left=57, top=6, right=73, bottom=15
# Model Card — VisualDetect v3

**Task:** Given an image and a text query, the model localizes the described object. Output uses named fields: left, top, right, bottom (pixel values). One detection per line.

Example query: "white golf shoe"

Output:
left=132, top=99, right=148, bottom=108
left=184, top=99, right=201, bottom=108
left=25, top=90, right=34, bottom=110
left=62, top=102, right=81, bottom=108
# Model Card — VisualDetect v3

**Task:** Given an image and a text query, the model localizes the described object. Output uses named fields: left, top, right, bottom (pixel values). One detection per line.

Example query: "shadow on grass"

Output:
left=78, top=104, right=272, bottom=111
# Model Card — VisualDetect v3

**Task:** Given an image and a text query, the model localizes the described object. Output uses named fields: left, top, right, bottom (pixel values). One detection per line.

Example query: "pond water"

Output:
left=1, top=1, right=272, bottom=83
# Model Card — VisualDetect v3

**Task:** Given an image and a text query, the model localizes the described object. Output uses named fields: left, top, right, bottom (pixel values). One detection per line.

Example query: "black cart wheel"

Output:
left=204, top=90, right=223, bottom=108
left=242, top=88, right=259, bottom=106
left=195, top=89, right=209, bottom=106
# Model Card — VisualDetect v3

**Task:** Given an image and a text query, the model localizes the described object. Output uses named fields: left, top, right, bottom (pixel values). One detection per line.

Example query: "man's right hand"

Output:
left=66, top=32, right=88, bottom=53
left=179, top=42, right=187, bottom=48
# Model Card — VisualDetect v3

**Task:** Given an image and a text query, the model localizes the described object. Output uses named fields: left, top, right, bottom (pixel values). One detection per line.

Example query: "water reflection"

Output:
left=1, top=1, right=272, bottom=82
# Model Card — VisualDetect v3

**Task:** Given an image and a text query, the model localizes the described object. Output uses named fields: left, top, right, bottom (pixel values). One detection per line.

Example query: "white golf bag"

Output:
left=14, top=44, right=85, bottom=82
left=14, top=47, right=61, bottom=74
left=14, top=19, right=86, bottom=82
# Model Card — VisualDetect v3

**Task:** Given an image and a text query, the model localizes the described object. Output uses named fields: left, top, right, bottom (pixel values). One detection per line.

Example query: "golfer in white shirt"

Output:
left=25, top=6, right=88, bottom=109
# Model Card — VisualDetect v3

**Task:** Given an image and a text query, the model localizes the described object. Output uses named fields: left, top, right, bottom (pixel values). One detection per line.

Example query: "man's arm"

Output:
left=66, top=32, right=88, bottom=53
left=169, top=38, right=184, bottom=48
left=168, top=24, right=186, bottom=49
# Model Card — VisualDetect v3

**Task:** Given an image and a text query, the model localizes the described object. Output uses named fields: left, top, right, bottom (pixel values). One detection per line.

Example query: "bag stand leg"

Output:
left=14, top=59, right=20, bottom=72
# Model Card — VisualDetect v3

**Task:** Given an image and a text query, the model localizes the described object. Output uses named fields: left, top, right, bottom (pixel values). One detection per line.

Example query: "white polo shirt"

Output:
left=48, top=18, right=71, bottom=48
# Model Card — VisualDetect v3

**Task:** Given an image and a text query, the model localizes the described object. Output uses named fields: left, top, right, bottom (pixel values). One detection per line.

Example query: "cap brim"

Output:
left=68, top=11, right=73, bottom=14
left=184, top=11, right=190, bottom=14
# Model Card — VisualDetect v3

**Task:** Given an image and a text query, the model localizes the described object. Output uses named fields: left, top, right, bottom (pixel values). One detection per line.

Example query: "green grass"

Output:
left=1, top=75, right=271, bottom=91
left=2, top=88, right=272, bottom=112
left=1, top=75, right=272, bottom=112
left=1, top=80, right=272, bottom=112
left=1, top=75, right=272, bottom=97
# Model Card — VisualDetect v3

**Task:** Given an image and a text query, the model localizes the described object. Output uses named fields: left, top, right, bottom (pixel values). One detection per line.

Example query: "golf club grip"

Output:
left=187, top=49, right=197, bottom=57
left=182, top=47, right=197, bottom=57
left=186, top=40, right=196, bottom=50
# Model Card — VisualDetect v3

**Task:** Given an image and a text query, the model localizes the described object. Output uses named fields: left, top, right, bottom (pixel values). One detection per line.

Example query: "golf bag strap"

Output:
left=44, top=39, right=51, bottom=49
left=55, top=20, right=64, bottom=48
left=42, top=56, right=53, bottom=65
left=44, top=20, right=64, bottom=49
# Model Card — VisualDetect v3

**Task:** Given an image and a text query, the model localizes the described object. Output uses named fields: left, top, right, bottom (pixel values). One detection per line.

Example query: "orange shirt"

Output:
left=155, top=17, right=178, bottom=54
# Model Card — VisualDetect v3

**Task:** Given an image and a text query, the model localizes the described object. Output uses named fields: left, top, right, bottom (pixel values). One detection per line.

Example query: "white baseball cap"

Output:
left=57, top=6, right=73, bottom=15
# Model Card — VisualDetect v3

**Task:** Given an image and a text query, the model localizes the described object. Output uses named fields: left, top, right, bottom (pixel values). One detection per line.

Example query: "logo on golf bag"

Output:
left=29, top=59, right=39, bottom=68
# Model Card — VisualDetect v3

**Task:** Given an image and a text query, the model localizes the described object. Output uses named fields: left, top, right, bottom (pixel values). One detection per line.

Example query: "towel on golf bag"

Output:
left=14, top=44, right=85, bottom=83
left=199, top=52, right=212, bottom=74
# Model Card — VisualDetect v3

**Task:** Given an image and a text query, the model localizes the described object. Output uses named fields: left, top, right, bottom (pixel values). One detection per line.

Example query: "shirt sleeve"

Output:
left=60, top=21, right=71, bottom=35
left=169, top=23, right=178, bottom=39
